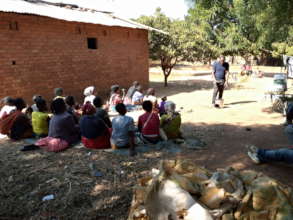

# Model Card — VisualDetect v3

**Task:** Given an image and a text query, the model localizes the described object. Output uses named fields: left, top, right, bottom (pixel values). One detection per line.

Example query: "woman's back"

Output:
left=49, top=112, right=79, bottom=144
left=80, top=115, right=106, bottom=139
left=161, top=113, right=181, bottom=139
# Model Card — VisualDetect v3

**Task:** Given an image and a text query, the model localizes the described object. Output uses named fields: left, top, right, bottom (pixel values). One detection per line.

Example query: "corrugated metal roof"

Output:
left=0, top=0, right=167, bottom=34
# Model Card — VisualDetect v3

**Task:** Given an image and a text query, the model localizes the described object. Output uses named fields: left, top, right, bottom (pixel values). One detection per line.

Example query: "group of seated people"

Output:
left=0, top=82, right=182, bottom=156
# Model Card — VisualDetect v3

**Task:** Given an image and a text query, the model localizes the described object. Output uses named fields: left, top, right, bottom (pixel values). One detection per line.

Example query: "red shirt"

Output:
left=138, top=112, right=160, bottom=136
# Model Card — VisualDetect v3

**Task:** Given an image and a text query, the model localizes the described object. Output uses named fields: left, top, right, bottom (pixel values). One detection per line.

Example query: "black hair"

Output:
left=36, top=98, right=47, bottom=112
left=93, top=96, right=102, bottom=108
left=14, top=98, right=26, bottom=110
left=65, top=96, right=75, bottom=107
left=2, top=96, right=14, bottom=106
left=51, top=98, right=66, bottom=115
left=54, top=88, right=63, bottom=96
left=142, top=100, right=153, bottom=112
left=111, top=85, right=120, bottom=94
left=115, top=103, right=126, bottom=115
left=32, top=95, right=42, bottom=103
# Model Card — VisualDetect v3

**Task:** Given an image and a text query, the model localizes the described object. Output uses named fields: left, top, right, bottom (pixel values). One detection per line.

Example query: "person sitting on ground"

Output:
left=93, top=96, right=111, bottom=128
left=160, top=101, right=182, bottom=140
left=32, top=98, right=50, bottom=138
left=124, top=81, right=140, bottom=105
left=80, top=102, right=111, bottom=149
left=138, top=101, right=160, bottom=144
left=111, top=103, right=136, bottom=156
left=132, top=85, right=144, bottom=105
left=35, top=98, right=80, bottom=152
left=247, top=145, right=293, bottom=164
left=65, top=96, right=79, bottom=124
left=83, top=86, right=96, bottom=105
left=109, top=85, right=124, bottom=111
left=159, top=96, right=167, bottom=116
left=143, top=88, right=157, bottom=104
left=31, top=95, right=42, bottom=112
left=0, top=97, right=16, bottom=119
left=0, top=98, right=33, bottom=140
left=53, top=88, right=65, bottom=100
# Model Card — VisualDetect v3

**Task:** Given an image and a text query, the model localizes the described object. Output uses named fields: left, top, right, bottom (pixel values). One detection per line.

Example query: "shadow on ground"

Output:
left=150, top=79, right=240, bottom=98
left=181, top=122, right=293, bottom=188
left=0, top=122, right=292, bottom=219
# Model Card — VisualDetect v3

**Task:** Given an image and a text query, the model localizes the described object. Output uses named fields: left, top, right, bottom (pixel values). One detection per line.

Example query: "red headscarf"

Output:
left=82, top=102, right=96, bottom=115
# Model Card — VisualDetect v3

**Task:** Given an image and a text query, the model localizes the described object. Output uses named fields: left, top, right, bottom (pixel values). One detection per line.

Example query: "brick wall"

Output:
left=0, top=12, right=149, bottom=105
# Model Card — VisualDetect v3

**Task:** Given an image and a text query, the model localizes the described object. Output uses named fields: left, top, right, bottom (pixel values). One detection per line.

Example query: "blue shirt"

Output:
left=80, top=115, right=106, bottom=139
left=213, top=61, right=226, bottom=80
left=111, top=115, right=135, bottom=147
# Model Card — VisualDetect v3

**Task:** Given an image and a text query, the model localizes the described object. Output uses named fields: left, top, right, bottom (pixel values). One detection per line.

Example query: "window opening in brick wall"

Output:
left=87, top=38, right=97, bottom=49
left=9, top=21, right=18, bottom=31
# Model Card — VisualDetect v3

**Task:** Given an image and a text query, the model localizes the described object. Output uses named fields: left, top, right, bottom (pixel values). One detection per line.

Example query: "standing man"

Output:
left=212, top=55, right=229, bottom=107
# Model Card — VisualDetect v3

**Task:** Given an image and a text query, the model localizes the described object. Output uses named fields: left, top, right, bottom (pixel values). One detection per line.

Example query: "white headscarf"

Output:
left=164, top=101, right=176, bottom=114
left=84, top=86, right=95, bottom=96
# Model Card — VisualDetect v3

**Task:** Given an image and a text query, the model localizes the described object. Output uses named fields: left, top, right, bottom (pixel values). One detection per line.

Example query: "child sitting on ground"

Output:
left=111, top=103, right=136, bottom=156
left=159, top=96, right=167, bottom=116
left=32, top=98, right=50, bottom=138
left=138, top=101, right=160, bottom=144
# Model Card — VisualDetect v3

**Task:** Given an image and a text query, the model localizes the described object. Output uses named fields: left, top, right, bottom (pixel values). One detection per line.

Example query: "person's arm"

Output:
left=212, top=63, right=216, bottom=82
left=128, top=118, right=136, bottom=156
left=138, top=116, right=142, bottom=132
left=225, top=63, right=230, bottom=85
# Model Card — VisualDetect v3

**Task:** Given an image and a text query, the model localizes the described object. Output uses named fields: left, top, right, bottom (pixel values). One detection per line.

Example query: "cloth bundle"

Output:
left=128, top=159, right=293, bottom=220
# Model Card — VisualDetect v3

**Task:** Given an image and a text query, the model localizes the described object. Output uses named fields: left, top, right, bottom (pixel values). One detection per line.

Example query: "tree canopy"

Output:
left=185, top=0, right=293, bottom=59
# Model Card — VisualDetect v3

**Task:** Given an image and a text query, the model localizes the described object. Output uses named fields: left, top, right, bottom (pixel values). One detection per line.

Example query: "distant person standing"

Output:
left=212, top=55, right=229, bottom=107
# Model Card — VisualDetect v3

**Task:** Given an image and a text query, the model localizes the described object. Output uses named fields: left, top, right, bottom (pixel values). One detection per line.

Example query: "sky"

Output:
left=45, top=0, right=189, bottom=19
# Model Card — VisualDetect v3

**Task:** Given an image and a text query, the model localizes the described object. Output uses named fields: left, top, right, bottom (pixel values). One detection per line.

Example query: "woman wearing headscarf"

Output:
left=80, top=102, right=111, bottom=149
left=83, top=86, right=96, bottom=105
left=109, top=85, right=124, bottom=111
left=0, top=97, right=16, bottom=119
left=124, top=81, right=139, bottom=105
left=143, top=88, right=159, bottom=111
left=160, top=101, right=182, bottom=139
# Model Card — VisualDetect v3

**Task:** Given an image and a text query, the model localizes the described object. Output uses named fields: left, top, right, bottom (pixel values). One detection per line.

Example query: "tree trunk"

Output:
left=164, top=74, right=168, bottom=87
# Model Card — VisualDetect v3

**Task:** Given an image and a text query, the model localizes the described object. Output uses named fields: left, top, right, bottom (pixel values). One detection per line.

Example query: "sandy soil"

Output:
left=1, top=67, right=293, bottom=219
left=150, top=71, right=293, bottom=188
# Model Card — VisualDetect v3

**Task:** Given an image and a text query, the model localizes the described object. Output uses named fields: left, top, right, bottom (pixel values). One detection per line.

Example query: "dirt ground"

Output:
left=1, top=66, right=293, bottom=219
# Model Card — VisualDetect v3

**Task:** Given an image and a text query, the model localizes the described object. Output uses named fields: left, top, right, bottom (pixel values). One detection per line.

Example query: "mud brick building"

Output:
left=0, top=0, right=161, bottom=103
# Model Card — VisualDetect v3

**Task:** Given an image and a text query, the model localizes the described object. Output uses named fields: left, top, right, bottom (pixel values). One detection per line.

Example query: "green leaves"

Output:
left=186, top=0, right=293, bottom=58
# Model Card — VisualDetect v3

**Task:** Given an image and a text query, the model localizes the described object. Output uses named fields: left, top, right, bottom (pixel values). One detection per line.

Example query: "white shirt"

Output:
left=84, top=95, right=95, bottom=105
left=132, top=91, right=144, bottom=104
left=0, top=105, right=16, bottom=119
left=143, top=95, right=157, bottom=103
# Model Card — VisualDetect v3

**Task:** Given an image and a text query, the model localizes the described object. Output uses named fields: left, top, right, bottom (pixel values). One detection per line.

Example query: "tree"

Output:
left=185, top=0, right=293, bottom=63
left=137, top=8, right=214, bottom=86
left=137, top=9, right=182, bottom=86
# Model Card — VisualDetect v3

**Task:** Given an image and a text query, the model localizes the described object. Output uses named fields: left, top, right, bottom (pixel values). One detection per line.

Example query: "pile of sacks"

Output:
left=128, top=160, right=293, bottom=220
